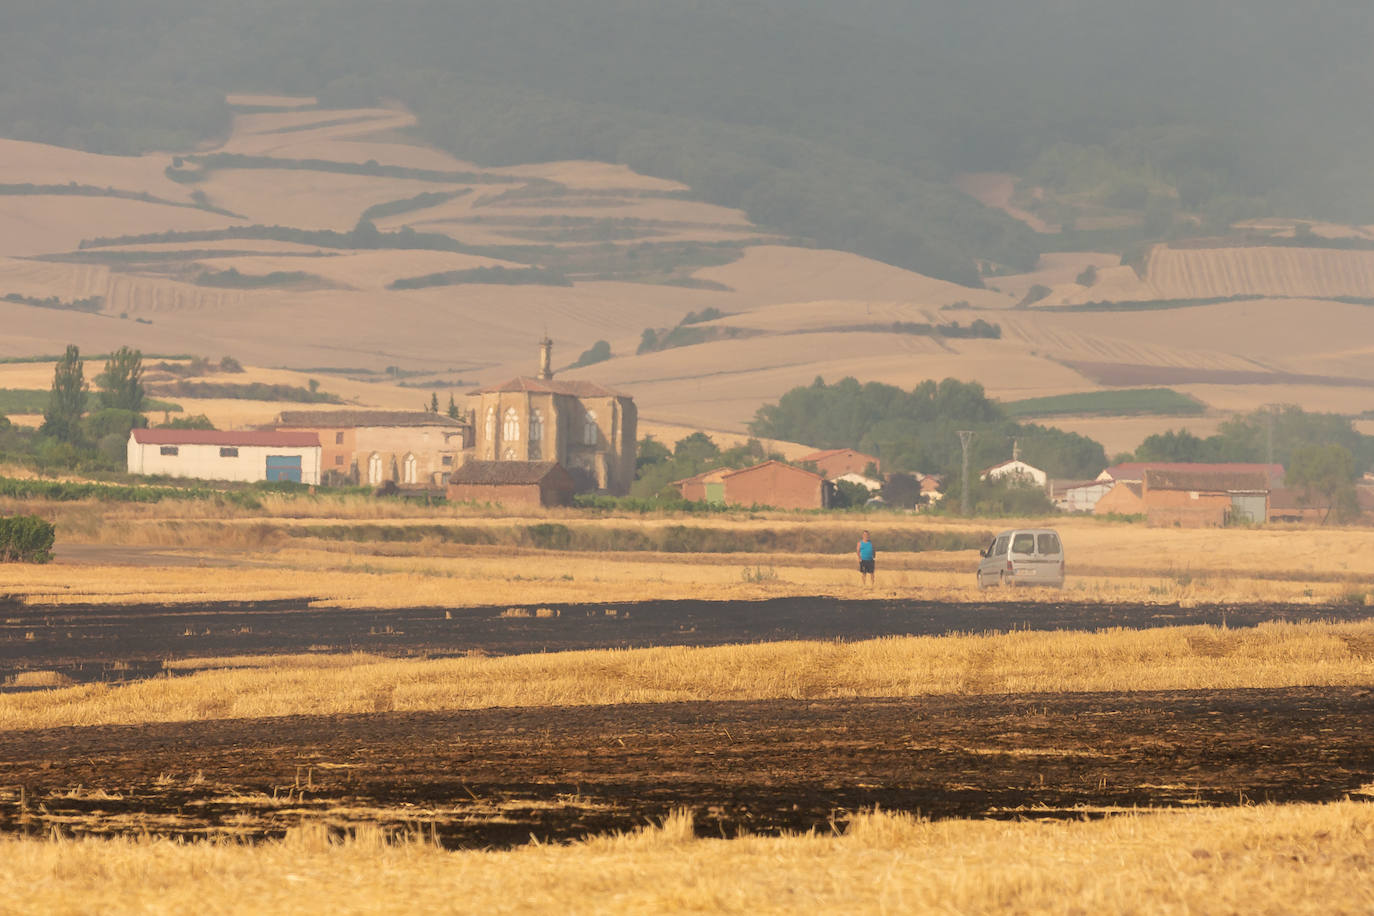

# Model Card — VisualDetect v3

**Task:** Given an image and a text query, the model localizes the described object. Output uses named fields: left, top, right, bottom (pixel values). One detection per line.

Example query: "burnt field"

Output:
left=2, top=688, right=1371, bottom=847
left=4, top=596, right=1372, bottom=847
left=4, top=595, right=1372, bottom=684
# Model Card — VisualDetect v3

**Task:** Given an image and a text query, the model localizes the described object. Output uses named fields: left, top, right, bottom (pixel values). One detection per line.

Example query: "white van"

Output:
left=976, top=528, right=1065, bottom=588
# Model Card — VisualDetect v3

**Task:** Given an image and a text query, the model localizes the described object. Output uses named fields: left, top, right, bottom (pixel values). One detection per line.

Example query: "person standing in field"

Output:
left=856, top=530, right=876, bottom=586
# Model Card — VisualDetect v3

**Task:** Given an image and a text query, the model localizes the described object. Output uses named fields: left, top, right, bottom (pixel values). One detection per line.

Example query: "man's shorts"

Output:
left=859, top=559, right=875, bottom=574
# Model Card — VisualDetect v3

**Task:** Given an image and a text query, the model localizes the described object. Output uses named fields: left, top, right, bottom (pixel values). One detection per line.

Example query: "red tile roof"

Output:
left=1102, top=462, right=1284, bottom=483
left=720, top=460, right=823, bottom=481
left=472, top=377, right=628, bottom=398
left=275, top=410, right=467, bottom=429
left=131, top=429, right=320, bottom=448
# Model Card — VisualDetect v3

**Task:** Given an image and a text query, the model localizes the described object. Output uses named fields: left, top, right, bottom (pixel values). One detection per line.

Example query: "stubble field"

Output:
left=1, top=495, right=1372, bottom=910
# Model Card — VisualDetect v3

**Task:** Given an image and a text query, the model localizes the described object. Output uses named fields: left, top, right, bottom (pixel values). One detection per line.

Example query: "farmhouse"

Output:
left=980, top=458, right=1048, bottom=490
left=272, top=409, right=470, bottom=488
left=447, top=460, right=576, bottom=508
left=464, top=339, right=636, bottom=495
left=800, top=448, right=880, bottom=478
left=832, top=472, right=883, bottom=493
left=127, top=429, right=322, bottom=484
left=673, top=460, right=830, bottom=509
left=1141, top=468, right=1270, bottom=527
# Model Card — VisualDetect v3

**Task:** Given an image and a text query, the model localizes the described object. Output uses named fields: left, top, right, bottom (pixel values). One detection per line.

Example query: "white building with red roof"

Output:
left=127, top=429, right=322, bottom=484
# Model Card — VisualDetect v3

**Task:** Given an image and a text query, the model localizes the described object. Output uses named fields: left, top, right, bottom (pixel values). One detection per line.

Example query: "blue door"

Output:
left=266, top=455, right=302, bottom=483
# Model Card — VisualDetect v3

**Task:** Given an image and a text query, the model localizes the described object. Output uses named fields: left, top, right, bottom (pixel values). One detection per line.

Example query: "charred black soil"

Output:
left=2, top=688, right=1371, bottom=847
left=4, top=596, right=1371, bottom=684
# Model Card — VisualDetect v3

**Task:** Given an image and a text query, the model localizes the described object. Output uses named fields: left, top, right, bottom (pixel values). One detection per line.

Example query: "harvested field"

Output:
left=1, top=687, right=1370, bottom=846
left=1148, top=245, right=1374, bottom=300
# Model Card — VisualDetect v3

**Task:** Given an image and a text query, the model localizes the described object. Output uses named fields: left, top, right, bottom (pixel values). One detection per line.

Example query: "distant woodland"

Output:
left=3, top=1, right=1372, bottom=284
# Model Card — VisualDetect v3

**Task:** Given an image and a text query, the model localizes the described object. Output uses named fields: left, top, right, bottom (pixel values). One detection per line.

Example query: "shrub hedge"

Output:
left=0, top=515, right=55, bottom=563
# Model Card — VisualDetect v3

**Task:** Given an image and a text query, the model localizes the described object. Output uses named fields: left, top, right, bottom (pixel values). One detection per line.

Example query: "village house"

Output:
left=980, top=458, right=1048, bottom=490
left=127, top=429, right=322, bottom=484
left=800, top=448, right=880, bottom=478
left=673, top=460, right=831, bottom=509
left=831, top=472, right=883, bottom=493
left=1141, top=467, right=1271, bottom=527
left=272, top=409, right=470, bottom=488
left=463, top=339, right=636, bottom=495
left=446, top=460, right=576, bottom=509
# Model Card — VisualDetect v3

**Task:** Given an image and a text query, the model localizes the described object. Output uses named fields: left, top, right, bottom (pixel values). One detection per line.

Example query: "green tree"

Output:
left=447, top=394, right=459, bottom=419
left=429, top=392, right=440, bottom=413
left=40, top=345, right=86, bottom=444
left=570, top=340, right=612, bottom=368
left=94, top=346, right=145, bottom=412
left=1287, top=443, right=1359, bottom=523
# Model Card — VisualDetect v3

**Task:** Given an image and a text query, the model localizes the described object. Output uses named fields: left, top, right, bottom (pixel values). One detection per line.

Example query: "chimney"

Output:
left=538, top=337, right=554, bottom=381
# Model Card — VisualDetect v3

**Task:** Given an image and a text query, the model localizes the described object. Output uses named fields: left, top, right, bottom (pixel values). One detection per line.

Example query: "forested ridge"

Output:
left=3, top=1, right=1371, bottom=284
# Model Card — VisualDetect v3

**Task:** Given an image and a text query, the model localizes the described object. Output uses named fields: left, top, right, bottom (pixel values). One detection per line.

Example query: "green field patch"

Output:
left=0, top=389, right=182, bottom=415
left=1003, top=388, right=1205, bottom=418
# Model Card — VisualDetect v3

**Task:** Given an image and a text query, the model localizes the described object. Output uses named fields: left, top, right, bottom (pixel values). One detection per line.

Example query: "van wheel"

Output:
left=976, top=572, right=988, bottom=590
left=998, top=571, right=1009, bottom=588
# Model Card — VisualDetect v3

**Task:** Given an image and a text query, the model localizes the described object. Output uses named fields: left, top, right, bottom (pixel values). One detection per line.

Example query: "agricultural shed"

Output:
left=1098, top=462, right=1284, bottom=487
left=1093, top=481, right=1144, bottom=516
left=447, top=459, right=576, bottom=508
left=1267, top=487, right=1330, bottom=523
left=273, top=409, right=470, bottom=488
left=1141, top=468, right=1270, bottom=527
left=127, top=429, right=322, bottom=484
left=671, top=467, right=732, bottom=504
left=719, top=460, right=830, bottom=510
left=1050, top=479, right=1112, bottom=513
left=800, top=448, right=880, bottom=478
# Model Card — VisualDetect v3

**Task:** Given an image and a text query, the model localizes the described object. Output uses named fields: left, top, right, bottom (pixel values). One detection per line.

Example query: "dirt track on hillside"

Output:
left=2, top=688, right=1370, bottom=847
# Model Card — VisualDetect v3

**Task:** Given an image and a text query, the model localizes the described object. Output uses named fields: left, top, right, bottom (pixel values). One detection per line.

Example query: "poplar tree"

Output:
left=95, top=346, right=145, bottom=412
left=40, top=344, right=86, bottom=443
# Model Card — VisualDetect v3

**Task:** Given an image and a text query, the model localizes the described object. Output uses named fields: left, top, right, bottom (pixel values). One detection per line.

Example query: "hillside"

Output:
left=5, top=99, right=1374, bottom=457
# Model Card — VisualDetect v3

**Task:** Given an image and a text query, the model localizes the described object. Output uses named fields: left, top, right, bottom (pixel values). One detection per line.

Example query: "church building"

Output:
left=462, top=339, right=637, bottom=495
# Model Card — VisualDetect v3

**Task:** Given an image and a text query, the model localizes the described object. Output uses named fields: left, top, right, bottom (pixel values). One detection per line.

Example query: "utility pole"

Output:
left=957, top=430, right=974, bottom=515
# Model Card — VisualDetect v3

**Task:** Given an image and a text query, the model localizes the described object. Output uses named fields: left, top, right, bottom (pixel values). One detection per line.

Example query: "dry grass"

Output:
left=0, top=802, right=1370, bottom=914
left=3, top=505, right=1371, bottom=609
left=3, top=619, right=1371, bottom=731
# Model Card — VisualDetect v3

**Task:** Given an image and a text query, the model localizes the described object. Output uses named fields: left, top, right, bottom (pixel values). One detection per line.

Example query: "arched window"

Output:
left=503, top=447, right=517, bottom=461
left=583, top=409, right=598, bottom=445
left=367, top=453, right=383, bottom=485
left=402, top=453, right=417, bottom=484
left=529, top=409, right=544, bottom=460
left=484, top=407, right=495, bottom=442
left=503, top=407, right=520, bottom=441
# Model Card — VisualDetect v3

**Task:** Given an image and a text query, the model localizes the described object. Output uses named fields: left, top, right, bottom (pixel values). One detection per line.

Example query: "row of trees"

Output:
left=2, top=345, right=210, bottom=471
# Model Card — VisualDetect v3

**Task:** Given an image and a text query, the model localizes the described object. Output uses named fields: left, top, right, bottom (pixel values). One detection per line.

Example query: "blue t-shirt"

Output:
left=858, top=540, right=875, bottom=561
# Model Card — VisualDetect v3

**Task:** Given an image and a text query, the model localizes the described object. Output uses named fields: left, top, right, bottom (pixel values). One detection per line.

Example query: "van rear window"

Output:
left=1037, top=533, right=1061, bottom=555
left=1011, top=533, right=1035, bottom=554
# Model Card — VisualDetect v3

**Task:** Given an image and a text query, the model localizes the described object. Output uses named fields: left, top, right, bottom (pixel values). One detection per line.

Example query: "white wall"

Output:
left=127, top=440, right=321, bottom=484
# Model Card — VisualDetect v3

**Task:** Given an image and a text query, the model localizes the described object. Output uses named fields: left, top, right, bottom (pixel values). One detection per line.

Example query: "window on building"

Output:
left=403, top=454, right=418, bottom=485
left=334, top=455, right=345, bottom=466
left=334, top=432, right=344, bottom=445
left=219, top=447, right=239, bottom=458
left=583, top=409, right=598, bottom=445
left=441, top=455, right=453, bottom=467
left=484, top=407, right=495, bottom=442
left=160, top=445, right=179, bottom=456
left=503, top=447, right=517, bottom=460
left=367, top=453, right=383, bottom=485
left=503, top=407, right=520, bottom=441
